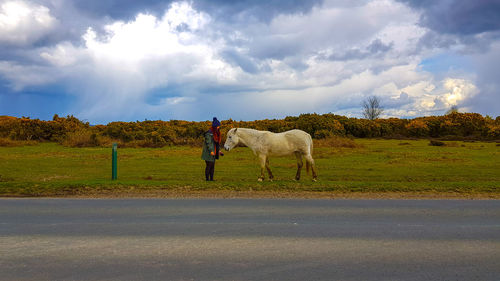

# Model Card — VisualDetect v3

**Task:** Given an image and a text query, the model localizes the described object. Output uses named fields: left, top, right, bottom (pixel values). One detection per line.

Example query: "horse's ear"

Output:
left=234, top=128, right=237, bottom=133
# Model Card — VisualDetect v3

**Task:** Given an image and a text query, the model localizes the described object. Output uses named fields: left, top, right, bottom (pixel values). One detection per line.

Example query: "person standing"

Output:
left=201, top=117, right=223, bottom=181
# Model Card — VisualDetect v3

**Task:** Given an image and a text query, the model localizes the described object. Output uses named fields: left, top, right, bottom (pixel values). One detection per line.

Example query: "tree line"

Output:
left=0, top=112, right=498, bottom=147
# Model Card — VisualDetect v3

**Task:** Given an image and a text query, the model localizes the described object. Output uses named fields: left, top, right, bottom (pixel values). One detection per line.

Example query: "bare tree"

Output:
left=362, top=96, right=383, bottom=120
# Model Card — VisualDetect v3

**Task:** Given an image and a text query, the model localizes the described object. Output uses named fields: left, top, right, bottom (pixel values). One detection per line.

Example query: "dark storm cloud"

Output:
left=194, top=0, right=323, bottom=23
left=69, top=0, right=322, bottom=22
left=367, top=39, right=393, bottom=54
left=249, top=36, right=305, bottom=60
left=2, top=0, right=498, bottom=122
left=398, top=0, right=500, bottom=118
left=221, top=49, right=259, bottom=74
left=30, top=0, right=324, bottom=50
left=399, top=0, right=500, bottom=35
left=383, top=92, right=413, bottom=109
left=464, top=43, right=500, bottom=117
left=70, top=0, right=173, bottom=20
left=415, top=31, right=458, bottom=50
left=327, top=39, right=393, bottom=61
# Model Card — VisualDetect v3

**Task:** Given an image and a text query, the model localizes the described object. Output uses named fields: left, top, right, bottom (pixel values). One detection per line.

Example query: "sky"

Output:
left=0, top=0, right=499, bottom=124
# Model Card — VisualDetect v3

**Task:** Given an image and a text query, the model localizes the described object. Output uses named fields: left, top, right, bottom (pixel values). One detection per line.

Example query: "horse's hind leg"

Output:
left=304, top=154, right=317, bottom=181
left=265, top=157, right=274, bottom=181
left=295, top=152, right=303, bottom=180
left=258, top=154, right=266, bottom=182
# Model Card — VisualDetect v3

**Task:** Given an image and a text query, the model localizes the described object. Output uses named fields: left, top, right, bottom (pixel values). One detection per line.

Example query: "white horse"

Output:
left=223, top=128, right=317, bottom=181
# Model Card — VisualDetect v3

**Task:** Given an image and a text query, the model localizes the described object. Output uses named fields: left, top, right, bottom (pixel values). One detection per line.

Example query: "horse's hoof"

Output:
left=269, top=179, right=273, bottom=182
left=258, top=178, right=263, bottom=182
left=312, top=178, right=317, bottom=182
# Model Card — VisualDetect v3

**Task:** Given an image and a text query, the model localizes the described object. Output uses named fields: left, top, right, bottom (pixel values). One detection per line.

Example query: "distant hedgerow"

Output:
left=0, top=112, right=498, bottom=148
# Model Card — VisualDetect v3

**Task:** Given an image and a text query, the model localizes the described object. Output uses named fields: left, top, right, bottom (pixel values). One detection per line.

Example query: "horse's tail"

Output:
left=310, top=136, right=314, bottom=155
left=306, top=135, right=313, bottom=175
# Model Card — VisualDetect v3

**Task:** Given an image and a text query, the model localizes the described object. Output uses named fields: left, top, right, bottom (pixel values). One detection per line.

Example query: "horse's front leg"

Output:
left=265, top=157, right=274, bottom=181
left=258, top=154, right=266, bottom=182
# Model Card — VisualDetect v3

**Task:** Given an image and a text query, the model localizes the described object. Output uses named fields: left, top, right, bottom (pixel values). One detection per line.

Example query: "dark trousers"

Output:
left=205, top=161, right=215, bottom=181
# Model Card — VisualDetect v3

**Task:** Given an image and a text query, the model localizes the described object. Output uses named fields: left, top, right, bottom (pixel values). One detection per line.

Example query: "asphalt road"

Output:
left=0, top=199, right=499, bottom=281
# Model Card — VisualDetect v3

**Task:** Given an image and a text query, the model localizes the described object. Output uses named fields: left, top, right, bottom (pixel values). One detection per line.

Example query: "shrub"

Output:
left=429, top=140, right=445, bottom=146
left=486, top=124, right=500, bottom=139
left=0, top=137, right=38, bottom=147
left=1, top=112, right=497, bottom=147
left=62, top=130, right=99, bottom=147
left=0, top=137, right=19, bottom=147
left=314, top=129, right=334, bottom=139
left=405, top=120, right=429, bottom=137
left=296, top=114, right=346, bottom=137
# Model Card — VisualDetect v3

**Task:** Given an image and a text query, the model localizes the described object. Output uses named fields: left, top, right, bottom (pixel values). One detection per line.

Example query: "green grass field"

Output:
left=0, top=139, right=499, bottom=197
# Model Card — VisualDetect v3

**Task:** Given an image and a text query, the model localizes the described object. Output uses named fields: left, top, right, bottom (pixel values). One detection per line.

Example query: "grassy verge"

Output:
left=0, top=139, right=499, bottom=198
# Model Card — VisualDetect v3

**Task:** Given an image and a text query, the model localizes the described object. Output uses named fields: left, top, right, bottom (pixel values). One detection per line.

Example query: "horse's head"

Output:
left=224, top=128, right=239, bottom=151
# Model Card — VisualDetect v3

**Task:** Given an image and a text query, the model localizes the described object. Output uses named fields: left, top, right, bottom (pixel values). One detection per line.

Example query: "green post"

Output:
left=112, top=143, right=117, bottom=180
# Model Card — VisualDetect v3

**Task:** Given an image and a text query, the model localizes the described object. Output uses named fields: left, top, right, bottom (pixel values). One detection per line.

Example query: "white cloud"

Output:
left=30, top=1, right=242, bottom=121
left=0, top=61, right=58, bottom=90
left=0, top=0, right=57, bottom=45
left=68, top=2, right=237, bottom=86
left=196, top=65, right=479, bottom=120
left=0, top=0, right=491, bottom=122
left=383, top=77, right=478, bottom=117
left=40, top=42, right=83, bottom=66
